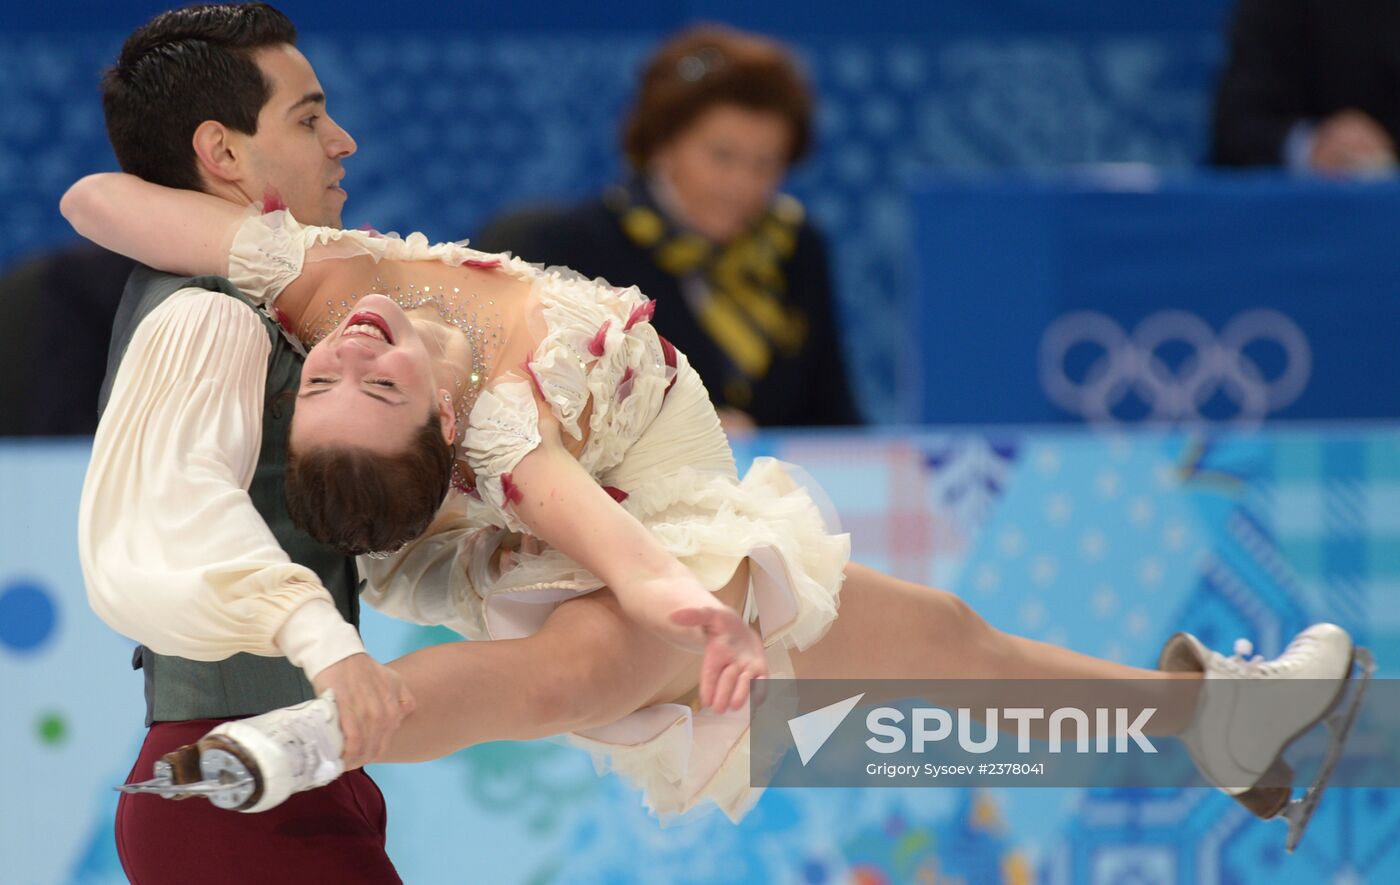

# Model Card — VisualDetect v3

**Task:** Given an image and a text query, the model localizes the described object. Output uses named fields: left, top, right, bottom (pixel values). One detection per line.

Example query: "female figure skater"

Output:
left=63, top=172, right=1360, bottom=837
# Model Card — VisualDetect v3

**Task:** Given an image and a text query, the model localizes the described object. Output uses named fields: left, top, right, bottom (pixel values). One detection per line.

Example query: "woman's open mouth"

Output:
left=342, top=310, right=394, bottom=345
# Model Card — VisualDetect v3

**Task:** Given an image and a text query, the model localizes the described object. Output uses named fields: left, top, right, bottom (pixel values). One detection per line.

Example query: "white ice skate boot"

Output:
left=1158, top=623, right=1374, bottom=851
left=119, top=692, right=346, bottom=813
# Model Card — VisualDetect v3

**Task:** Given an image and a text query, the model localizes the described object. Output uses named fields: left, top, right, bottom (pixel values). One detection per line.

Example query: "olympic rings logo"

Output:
left=1038, top=309, right=1311, bottom=426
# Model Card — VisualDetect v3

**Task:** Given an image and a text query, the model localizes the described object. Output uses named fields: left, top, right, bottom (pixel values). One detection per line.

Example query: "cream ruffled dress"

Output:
left=227, top=209, right=851, bottom=823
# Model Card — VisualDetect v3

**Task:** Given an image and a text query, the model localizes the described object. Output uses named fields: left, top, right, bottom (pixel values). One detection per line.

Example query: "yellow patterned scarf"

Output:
left=606, top=178, right=809, bottom=408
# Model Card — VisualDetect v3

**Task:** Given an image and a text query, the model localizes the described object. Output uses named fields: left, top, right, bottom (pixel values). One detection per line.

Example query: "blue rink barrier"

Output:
left=912, top=172, right=1400, bottom=427
left=3, top=427, right=1398, bottom=884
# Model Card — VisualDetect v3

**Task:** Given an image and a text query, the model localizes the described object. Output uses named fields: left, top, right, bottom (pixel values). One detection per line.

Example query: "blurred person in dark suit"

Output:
left=475, top=25, right=860, bottom=433
left=1212, top=0, right=1400, bottom=174
left=0, top=244, right=133, bottom=436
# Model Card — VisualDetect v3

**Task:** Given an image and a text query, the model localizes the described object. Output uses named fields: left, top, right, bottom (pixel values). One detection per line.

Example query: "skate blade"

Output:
left=116, top=747, right=257, bottom=807
left=1281, top=647, right=1375, bottom=852
left=117, top=775, right=254, bottom=799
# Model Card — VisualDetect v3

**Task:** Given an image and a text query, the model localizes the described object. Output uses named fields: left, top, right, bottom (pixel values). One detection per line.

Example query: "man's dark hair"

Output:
left=101, top=3, right=297, bottom=191
left=285, top=413, right=455, bottom=557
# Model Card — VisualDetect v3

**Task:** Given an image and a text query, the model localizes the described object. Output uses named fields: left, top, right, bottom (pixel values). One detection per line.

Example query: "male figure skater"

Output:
left=80, top=5, right=408, bottom=881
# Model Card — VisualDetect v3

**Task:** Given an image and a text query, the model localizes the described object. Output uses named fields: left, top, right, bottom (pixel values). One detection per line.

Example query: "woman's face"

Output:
left=292, top=293, right=455, bottom=454
left=654, top=103, right=792, bottom=243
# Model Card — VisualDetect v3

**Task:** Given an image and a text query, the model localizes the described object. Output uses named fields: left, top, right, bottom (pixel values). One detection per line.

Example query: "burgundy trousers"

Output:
left=116, top=719, right=402, bottom=884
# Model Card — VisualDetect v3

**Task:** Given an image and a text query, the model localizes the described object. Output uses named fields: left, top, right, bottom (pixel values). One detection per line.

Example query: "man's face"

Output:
left=236, top=44, right=356, bottom=226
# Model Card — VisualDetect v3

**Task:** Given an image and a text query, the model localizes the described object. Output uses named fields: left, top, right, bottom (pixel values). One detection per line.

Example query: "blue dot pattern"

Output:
left=0, top=579, right=57, bottom=653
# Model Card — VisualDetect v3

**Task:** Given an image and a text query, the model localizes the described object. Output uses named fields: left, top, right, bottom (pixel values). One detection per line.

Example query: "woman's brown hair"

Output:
left=285, top=412, right=454, bottom=556
left=622, top=24, right=814, bottom=169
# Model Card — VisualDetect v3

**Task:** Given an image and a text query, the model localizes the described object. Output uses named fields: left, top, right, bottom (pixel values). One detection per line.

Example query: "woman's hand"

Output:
left=670, top=603, right=767, bottom=714
left=504, top=429, right=768, bottom=712
left=617, top=569, right=768, bottom=714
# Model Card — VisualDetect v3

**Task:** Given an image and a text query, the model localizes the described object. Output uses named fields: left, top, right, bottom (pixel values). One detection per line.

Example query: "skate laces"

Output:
left=1216, top=635, right=1314, bottom=677
left=265, top=702, right=344, bottom=787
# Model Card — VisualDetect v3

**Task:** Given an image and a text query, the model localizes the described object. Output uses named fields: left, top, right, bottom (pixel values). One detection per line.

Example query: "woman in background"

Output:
left=476, top=25, right=859, bottom=433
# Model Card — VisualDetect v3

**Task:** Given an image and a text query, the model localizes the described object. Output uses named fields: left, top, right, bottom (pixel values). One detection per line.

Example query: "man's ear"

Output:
left=191, top=120, right=244, bottom=185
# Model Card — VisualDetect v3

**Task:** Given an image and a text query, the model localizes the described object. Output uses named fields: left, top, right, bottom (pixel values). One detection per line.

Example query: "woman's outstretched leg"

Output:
left=788, top=563, right=1202, bottom=733
left=378, top=564, right=750, bottom=763
left=790, top=563, right=1182, bottom=680
left=377, top=591, right=691, bottom=762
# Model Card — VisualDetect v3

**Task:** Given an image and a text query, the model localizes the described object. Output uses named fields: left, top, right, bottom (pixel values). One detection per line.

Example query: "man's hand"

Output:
left=1311, top=109, right=1397, bottom=173
left=311, top=653, right=414, bottom=770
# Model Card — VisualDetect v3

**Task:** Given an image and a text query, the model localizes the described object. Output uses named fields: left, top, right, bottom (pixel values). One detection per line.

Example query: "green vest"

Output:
left=99, top=267, right=361, bottom=724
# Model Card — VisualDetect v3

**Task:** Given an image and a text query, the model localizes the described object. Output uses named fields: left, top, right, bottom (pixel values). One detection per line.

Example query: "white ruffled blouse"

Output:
left=78, top=288, right=365, bottom=680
